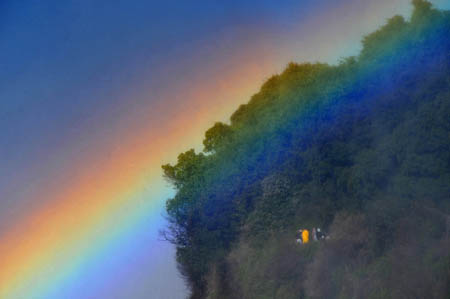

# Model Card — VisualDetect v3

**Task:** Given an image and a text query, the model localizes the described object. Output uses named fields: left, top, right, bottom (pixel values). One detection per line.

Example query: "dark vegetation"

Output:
left=161, top=1, right=450, bottom=298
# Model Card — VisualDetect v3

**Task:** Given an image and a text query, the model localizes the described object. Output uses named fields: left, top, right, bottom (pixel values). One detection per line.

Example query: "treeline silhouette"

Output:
left=161, top=1, right=450, bottom=298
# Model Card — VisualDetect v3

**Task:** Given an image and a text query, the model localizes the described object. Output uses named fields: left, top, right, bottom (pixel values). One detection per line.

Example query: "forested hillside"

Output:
left=162, top=1, right=450, bottom=298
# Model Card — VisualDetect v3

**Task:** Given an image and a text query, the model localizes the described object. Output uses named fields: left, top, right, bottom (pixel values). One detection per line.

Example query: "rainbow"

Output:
left=1, top=1, right=448, bottom=298
left=0, top=47, right=277, bottom=299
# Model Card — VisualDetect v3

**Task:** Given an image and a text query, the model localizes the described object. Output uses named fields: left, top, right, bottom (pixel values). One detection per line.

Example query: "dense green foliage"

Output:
left=162, top=1, right=450, bottom=298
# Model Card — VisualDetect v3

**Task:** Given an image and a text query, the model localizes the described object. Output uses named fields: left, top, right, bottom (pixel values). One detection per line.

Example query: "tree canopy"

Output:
left=161, top=2, right=450, bottom=298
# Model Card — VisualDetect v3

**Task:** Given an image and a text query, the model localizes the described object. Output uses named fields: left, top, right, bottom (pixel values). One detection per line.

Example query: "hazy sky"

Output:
left=1, top=1, right=448, bottom=298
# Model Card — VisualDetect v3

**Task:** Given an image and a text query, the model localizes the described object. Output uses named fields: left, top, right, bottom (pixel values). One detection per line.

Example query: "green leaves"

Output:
left=203, top=122, right=233, bottom=153
left=162, top=149, right=206, bottom=189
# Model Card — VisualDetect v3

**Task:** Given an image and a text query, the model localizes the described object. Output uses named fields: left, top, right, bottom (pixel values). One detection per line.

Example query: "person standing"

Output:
left=312, top=227, right=318, bottom=241
left=317, top=228, right=325, bottom=240
left=302, top=229, right=310, bottom=244
left=296, top=229, right=303, bottom=244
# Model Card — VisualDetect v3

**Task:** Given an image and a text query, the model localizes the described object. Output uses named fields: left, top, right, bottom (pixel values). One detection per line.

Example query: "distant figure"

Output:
left=317, top=228, right=325, bottom=240
left=302, top=229, right=310, bottom=244
left=296, top=229, right=303, bottom=244
left=312, top=227, right=318, bottom=241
